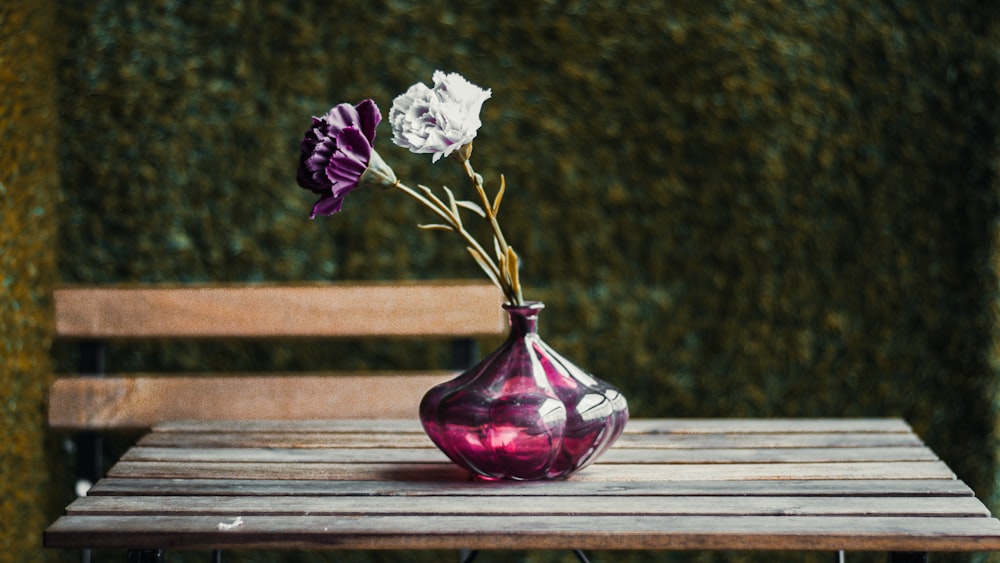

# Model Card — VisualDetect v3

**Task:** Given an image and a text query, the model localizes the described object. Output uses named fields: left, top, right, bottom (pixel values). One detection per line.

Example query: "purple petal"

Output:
left=354, top=99, right=382, bottom=144
left=323, top=99, right=381, bottom=139
left=323, top=103, right=362, bottom=134
left=325, top=154, right=367, bottom=193
left=324, top=127, right=372, bottom=194
left=297, top=137, right=338, bottom=193
left=338, top=125, right=374, bottom=161
left=310, top=193, right=345, bottom=218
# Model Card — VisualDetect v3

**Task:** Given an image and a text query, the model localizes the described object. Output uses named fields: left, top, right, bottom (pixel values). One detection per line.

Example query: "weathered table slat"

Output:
left=46, top=514, right=1000, bottom=552
left=137, top=430, right=924, bottom=449
left=65, top=494, right=992, bottom=518
left=87, top=477, right=979, bottom=498
left=151, top=418, right=915, bottom=434
left=121, top=445, right=939, bottom=464
left=621, top=418, right=916, bottom=434
left=107, top=460, right=958, bottom=482
left=45, top=418, right=1000, bottom=554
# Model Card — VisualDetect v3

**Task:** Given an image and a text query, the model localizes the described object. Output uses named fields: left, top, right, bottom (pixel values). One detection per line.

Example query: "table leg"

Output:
left=458, top=550, right=588, bottom=562
left=888, top=553, right=928, bottom=563
left=126, top=549, right=165, bottom=563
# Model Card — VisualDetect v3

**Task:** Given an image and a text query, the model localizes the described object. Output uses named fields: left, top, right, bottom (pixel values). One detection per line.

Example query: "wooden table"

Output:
left=44, top=418, right=1000, bottom=560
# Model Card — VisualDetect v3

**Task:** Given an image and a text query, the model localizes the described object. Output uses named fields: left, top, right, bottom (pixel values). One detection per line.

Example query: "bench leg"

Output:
left=888, top=553, right=928, bottom=563
left=74, top=340, right=106, bottom=496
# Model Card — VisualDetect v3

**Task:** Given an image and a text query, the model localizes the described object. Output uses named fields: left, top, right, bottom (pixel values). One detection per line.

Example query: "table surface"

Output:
left=45, top=418, right=1000, bottom=554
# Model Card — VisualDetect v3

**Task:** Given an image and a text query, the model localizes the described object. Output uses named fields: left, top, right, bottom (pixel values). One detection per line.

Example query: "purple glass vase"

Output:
left=419, top=301, right=629, bottom=480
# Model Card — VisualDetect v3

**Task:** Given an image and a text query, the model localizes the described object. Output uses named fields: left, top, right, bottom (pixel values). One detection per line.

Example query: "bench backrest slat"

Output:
left=48, top=374, right=455, bottom=429
left=54, top=282, right=507, bottom=339
left=50, top=281, right=508, bottom=430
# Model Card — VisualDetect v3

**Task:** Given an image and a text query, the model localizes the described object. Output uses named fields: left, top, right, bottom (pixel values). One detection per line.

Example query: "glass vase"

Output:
left=419, top=301, right=629, bottom=480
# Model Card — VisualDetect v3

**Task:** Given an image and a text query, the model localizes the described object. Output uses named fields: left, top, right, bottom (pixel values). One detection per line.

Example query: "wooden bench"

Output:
left=48, top=281, right=507, bottom=493
left=45, top=282, right=1000, bottom=561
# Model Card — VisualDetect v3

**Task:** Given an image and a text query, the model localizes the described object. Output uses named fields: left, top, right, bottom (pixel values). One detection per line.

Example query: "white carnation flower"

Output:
left=390, top=71, right=492, bottom=162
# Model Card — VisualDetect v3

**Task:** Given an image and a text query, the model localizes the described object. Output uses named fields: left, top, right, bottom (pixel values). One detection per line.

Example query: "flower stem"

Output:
left=462, top=159, right=524, bottom=306
left=390, top=180, right=511, bottom=300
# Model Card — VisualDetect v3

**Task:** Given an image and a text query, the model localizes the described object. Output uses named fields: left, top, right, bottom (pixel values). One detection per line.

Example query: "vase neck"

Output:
left=504, top=301, right=544, bottom=336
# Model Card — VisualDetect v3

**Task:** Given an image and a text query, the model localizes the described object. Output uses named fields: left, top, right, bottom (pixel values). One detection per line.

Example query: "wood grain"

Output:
left=44, top=418, right=1000, bottom=554
left=148, top=417, right=913, bottom=435
left=54, top=282, right=507, bottom=338
left=86, top=477, right=978, bottom=498
left=104, top=460, right=959, bottom=482
left=120, top=445, right=938, bottom=464
left=133, top=429, right=925, bottom=449
left=48, top=374, right=454, bottom=429
left=45, top=514, right=1000, bottom=552
left=65, top=494, right=992, bottom=518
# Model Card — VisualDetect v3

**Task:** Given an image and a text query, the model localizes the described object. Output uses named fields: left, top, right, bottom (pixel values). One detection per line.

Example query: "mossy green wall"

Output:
left=8, top=0, right=997, bottom=562
left=0, top=1, right=61, bottom=562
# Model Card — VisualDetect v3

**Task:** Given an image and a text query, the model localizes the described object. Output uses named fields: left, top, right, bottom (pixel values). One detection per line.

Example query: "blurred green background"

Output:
left=3, top=0, right=999, bottom=562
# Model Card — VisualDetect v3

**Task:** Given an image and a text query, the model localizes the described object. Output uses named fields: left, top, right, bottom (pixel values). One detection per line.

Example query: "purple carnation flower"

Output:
left=297, top=99, right=387, bottom=218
